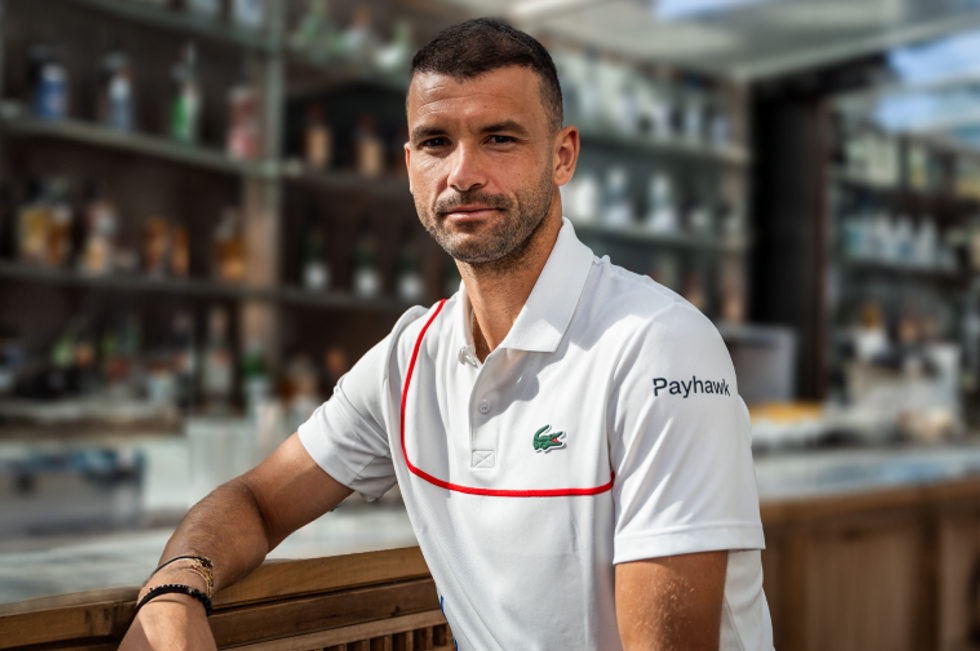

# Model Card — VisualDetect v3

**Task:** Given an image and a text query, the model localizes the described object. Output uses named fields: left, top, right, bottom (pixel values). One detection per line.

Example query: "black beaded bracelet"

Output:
left=136, top=583, right=213, bottom=617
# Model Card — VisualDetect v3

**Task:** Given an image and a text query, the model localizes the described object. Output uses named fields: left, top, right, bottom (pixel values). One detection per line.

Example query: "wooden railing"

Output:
left=0, top=546, right=450, bottom=651
left=5, top=476, right=980, bottom=651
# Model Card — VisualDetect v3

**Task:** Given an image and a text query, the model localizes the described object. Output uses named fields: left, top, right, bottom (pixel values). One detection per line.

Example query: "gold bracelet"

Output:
left=179, top=563, right=214, bottom=598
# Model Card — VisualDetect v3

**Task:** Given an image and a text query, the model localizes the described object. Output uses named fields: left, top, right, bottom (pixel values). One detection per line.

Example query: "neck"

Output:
left=462, top=191, right=563, bottom=362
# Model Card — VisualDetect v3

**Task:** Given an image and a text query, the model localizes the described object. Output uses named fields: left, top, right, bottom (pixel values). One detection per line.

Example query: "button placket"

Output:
left=469, top=356, right=498, bottom=469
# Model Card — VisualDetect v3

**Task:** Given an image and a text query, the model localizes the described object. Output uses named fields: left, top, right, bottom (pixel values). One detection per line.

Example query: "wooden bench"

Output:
left=0, top=546, right=450, bottom=651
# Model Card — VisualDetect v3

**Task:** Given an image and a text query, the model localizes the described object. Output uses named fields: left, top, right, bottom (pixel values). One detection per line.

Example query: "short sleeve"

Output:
left=298, top=334, right=397, bottom=499
left=609, top=303, right=765, bottom=565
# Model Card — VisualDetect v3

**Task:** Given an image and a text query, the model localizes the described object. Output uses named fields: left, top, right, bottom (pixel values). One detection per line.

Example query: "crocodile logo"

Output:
left=533, top=425, right=565, bottom=452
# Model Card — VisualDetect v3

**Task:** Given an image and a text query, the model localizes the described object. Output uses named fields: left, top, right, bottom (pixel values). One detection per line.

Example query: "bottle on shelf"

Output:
left=290, top=0, right=335, bottom=59
left=284, top=353, right=320, bottom=433
left=351, top=226, right=380, bottom=298
left=649, top=80, right=673, bottom=139
left=708, top=94, right=730, bottom=149
left=302, top=206, right=329, bottom=291
left=143, top=217, right=173, bottom=277
left=28, top=32, right=68, bottom=121
left=644, top=172, right=677, bottom=233
left=304, top=103, right=332, bottom=170
left=396, top=236, right=424, bottom=303
left=170, top=43, right=201, bottom=145
left=171, top=310, right=196, bottom=412
left=172, top=225, right=190, bottom=277
left=681, top=82, right=705, bottom=142
left=340, top=4, right=379, bottom=66
left=374, top=19, right=414, bottom=75
left=562, top=173, right=599, bottom=223
left=17, top=178, right=73, bottom=269
left=201, top=306, right=234, bottom=415
left=226, top=64, right=261, bottom=160
left=213, top=208, right=246, bottom=283
left=16, top=178, right=47, bottom=266
left=231, top=0, right=264, bottom=30
left=687, top=199, right=713, bottom=236
left=718, top=257, right=745, bottom=324
left=80, top=179, right=118, bottom=276
left=914, top=218, right=938, bottom=269
left=603, top=167, right=634, bottom=228
left=240, top=339, right=270, bottom=421
left=355, top=115, right=384, bottom=177
left=98, top=36, right=135, bottom=132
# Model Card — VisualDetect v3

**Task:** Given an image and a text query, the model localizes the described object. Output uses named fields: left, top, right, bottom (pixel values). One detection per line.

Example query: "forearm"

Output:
left=154, top=478, right=273, bottom=593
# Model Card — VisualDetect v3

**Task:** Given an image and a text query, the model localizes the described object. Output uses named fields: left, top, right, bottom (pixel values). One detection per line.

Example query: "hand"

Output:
left=118, top=594, right=217, bottom=651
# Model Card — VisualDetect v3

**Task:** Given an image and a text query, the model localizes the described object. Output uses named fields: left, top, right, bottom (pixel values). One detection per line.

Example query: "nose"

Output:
left=447, top=141, right=487, bottom=193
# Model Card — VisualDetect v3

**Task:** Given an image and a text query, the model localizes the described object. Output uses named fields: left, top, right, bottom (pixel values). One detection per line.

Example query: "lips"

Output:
left=444, top=205, right=498, bottom=221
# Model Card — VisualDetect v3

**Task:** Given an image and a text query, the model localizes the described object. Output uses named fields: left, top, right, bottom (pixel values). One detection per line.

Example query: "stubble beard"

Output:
left=416, top=167, right=554, bottom=272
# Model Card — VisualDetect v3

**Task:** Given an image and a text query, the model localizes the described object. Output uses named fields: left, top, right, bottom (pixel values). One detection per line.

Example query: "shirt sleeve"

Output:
left=609, top=302, right=765, bottom=565
left=298, top=333, right=397, bottom=499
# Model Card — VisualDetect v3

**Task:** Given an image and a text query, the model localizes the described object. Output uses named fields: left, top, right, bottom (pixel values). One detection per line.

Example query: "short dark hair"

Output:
left=410, top=18, right=563, bottom=132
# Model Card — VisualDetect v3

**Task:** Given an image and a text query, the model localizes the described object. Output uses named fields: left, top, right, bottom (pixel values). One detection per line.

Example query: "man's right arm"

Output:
left=119, top=432, right=353, bottom=650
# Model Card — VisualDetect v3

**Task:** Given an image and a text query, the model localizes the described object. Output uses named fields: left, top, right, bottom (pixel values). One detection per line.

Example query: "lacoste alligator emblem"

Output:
left=533, top=425, right=566, bottom=452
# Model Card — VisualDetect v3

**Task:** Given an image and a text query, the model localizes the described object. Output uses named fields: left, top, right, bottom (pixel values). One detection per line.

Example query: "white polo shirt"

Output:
left=300, top=217, right=772, bottom=650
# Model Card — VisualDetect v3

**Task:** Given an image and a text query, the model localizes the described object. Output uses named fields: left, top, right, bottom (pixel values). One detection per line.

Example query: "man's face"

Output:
left=405, top=66, right=557, bottom=265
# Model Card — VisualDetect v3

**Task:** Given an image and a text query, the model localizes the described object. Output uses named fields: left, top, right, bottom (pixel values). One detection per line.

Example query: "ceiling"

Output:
left=437, top=0, right=980, bottom=81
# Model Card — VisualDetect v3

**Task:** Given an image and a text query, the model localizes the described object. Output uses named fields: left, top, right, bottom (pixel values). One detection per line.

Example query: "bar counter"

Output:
left=3, top=443, right=980, bottom=651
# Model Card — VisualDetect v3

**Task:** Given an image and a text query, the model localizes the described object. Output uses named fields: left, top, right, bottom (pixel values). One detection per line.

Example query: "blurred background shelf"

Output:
left=571, top=219, right=749, bottom=253
left=274, top=285, right=413, bottom=312
left=838, top=256, right=967, bottom=279
left=0, top=110, right=278, bottom=178
left=0, top=261, right=423, bottom=312
left=280, top=165, right=412, bottom=201
left=0, top=260, right=267, bottom=300
left=66, top=0, right=278, bottom=53
left=575, top=120, right=752, bottom=167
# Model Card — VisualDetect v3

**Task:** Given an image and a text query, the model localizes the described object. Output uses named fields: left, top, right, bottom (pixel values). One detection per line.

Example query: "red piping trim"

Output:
left=400, top=299, right=614, bottom=498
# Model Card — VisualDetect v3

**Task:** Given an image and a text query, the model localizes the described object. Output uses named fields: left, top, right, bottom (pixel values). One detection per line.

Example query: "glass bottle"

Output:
left=80, top=179, right=118, bottom=275
left=28, top=33, right=68, bottom=121
left=226, top=64, right=261, bottom=160
left=213, top=208, right=246, bottom=283
left=352, top=229, right=380, bottom=298
left=355, top=115, right=383, bottom=178
left=240, top=340, right=270, bottom=421
left=304, top=103, right=332, bottom=170
left=98, top=36, right=135, bottom=132
left=396, top=241, right=424, bottom=303
left=201, top=306, right=234, bottom=415
left=303, top=214, right=329, bottom=291
left=170, top=43, right=201, bottom=145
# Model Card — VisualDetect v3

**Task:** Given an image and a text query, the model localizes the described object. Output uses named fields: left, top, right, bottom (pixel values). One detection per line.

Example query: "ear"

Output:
left=404, top=141, right=413, bottom=194
left=553, top=125, right=580, bottom=187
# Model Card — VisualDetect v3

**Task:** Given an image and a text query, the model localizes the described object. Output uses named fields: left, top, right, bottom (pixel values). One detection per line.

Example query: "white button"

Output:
left=478, top=400, right=491, bottom=414
left=458, top=346, right=478, bottom=367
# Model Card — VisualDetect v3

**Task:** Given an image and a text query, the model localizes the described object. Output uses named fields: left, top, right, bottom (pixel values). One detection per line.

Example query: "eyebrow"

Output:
left=478, top=121, right=531, bottom=137
left=410, top=120, right=531, bottom=143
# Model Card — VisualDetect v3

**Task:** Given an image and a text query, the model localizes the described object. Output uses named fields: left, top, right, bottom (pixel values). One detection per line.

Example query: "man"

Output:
left=121, top=18, right=772, bottom=651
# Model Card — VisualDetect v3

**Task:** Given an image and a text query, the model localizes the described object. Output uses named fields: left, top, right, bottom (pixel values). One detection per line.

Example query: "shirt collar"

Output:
left=457, top=217, right=595, bottom=354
